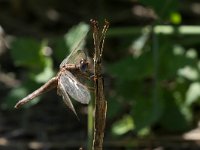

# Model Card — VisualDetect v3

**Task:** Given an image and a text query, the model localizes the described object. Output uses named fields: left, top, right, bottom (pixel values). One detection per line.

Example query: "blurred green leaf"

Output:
left=186, top=48, right=198, bottom=59
left=112, top=115, right=134, bottom=135
left=53, top=22, right=90, bottom=63
left=177, top=66, right=199, bottom=80
left=159, top=42, right=197, bottom=79
left=137, top=127, right=151, bottom=137
left=115, top=80, right=138, bottom=100
left=3, top=80, right=41, bottom=109
left=108, top=52, right=153, bottom=81
left=10, top=38, right=45, bottom=69
left=52, top=37, right=68, bottom=63
left=5, top=38, right=54, bottom=109
left=186, top=82, right=200, bottom=106
left=107, top=97, right=122, bottom=119
left=114, top=80, right=153, bottom=101
left=2, top=87, right=28, bottom=109
left=140, top=0, right=179, bottom=20
left=130, top=29, right=150, bottom=57
left=34, top=57, right=54, bottom=83
left=159, top=93, right=190, bottom=131
left=64, top=22, right=89, bottom=52
left=175, top=48, right=199, bottom=81
left=132, top=96, right=163, bottom=131
left=180, top=35, right=200, bottom=46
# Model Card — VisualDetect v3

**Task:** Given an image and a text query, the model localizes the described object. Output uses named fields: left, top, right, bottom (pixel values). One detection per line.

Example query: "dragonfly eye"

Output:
left=80, top=59, right=88, bottom=72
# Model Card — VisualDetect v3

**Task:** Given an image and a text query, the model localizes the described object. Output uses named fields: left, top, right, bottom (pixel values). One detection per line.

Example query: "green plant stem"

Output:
left=108, top=25, right=200, bottom=37
left=88, top=97, right=94, bottom=150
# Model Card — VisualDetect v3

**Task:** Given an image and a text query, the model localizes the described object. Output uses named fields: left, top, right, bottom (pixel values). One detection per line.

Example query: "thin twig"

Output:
left=90, top=19, right=109, bottom=150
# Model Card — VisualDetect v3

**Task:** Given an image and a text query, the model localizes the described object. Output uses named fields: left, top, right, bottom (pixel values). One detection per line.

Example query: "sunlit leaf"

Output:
left=181, top=104, right=193, bottom=123
left=130, top=29, right=150, bottom=57
left=112, top=115, right=134, bottom=135
left=173, top=45, right=184, bottom=55
left=137, top=127, right=151, bottom=137
left=64, top=22, right=89, bottom=52
left=34, top=58, right=54, bottom=83
left=159, top=42, right=197, bottom=79
left=186, top=48, right=197, bottom=59
left=186, top=82, right=200, bottom=106
left=177, top=66, right=199, bottom=81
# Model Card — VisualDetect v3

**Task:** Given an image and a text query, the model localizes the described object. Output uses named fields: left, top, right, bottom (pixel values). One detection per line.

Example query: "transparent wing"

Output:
left=59, top=70, right=91, bottom=104
left=60, top=50, right=87, bottom=68
left=60, top=31, right=88, bottom=68
left=57, top=78, right=77, bottom=116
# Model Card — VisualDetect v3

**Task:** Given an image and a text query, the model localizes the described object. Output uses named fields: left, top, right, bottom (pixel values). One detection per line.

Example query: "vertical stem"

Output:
left=90, top=19, right=109, bottom=150
left=88, top=98, right=94, bottom=150
left=152, top=27, right=159, bottom=114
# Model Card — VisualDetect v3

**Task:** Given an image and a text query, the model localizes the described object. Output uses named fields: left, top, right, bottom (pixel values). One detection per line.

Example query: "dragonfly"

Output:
left=14, top=32, right=92, bottom=117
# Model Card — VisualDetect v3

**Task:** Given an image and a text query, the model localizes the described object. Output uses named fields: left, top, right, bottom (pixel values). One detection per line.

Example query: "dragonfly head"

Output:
left=79, top=59, right=89, bottom=72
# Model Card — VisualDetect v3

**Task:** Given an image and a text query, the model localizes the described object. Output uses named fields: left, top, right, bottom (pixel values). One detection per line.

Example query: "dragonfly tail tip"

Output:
left=14, top=103, right=20, bottom=109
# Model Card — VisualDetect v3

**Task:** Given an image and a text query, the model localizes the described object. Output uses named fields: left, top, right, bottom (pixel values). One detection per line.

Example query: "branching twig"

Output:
left=90, top=19, right=109, bottom=150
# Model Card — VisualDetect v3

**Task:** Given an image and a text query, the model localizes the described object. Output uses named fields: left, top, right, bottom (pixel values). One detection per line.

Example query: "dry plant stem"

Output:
left=91, top=19, right=109, bottom=150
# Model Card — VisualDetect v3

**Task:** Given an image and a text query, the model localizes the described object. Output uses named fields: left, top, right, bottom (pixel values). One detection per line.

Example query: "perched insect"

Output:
left=14, top=32, right=92, bottom=117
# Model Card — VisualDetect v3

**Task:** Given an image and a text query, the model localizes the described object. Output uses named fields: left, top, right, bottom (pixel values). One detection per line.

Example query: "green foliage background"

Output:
left=1, top=0, right=200, bottom=142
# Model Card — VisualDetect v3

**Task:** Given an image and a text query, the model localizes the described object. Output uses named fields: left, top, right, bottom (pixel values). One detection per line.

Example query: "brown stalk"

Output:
left=90, top=19, right=109, bottom=150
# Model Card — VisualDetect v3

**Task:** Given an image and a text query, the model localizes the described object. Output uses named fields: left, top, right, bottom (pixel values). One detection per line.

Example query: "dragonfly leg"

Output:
left=87, top=86, right=95, bottom=92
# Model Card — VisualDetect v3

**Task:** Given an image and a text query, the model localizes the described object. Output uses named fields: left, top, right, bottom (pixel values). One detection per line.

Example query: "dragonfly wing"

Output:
left=60, top=31, right=88, bottom=68
left=60, top=50, right=87, bottom=68
left=60, top=70, right=91, bottom=104
left=57, top=78, right=77, bottom=116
